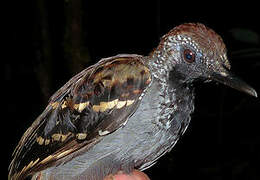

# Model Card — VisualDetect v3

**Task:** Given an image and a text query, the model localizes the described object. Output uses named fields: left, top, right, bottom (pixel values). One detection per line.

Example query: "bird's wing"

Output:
left=9, top=54, right=152, bottom=180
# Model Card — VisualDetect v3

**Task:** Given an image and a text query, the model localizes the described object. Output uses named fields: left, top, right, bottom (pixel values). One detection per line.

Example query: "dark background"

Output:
left=5, top=0, right=260, bottom=179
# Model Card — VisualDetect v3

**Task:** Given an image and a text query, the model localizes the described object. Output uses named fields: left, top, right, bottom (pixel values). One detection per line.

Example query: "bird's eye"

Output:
left=183, top=49, right=195, bottom=63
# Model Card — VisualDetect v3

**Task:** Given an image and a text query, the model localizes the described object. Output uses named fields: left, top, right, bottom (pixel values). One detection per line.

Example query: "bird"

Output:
left=9, top=23, right=257, bottom=180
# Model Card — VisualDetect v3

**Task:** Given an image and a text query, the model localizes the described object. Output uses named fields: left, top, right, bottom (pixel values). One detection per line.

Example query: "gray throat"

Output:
left=148, top=54, right=195, bottom=132
left=133, top=55, right=196, bottom=170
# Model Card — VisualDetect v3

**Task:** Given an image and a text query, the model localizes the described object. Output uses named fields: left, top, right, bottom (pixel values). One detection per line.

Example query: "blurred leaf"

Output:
left=229, top=28, right=259, bottom=44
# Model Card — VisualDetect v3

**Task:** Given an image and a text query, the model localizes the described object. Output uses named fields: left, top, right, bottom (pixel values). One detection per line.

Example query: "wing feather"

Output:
left=9, top=54, right=152, bottom=180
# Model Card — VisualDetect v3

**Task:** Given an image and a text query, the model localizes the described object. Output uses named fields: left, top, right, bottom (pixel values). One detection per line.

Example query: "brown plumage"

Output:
left=9, top=54, right=151, bottom=179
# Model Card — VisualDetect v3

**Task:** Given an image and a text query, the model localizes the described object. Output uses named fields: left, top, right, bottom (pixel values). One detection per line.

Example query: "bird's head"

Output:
left=154, top=23, right=257, bottom=97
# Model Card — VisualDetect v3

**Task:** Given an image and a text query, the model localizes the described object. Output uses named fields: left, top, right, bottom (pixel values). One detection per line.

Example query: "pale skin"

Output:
left=104, top=170, right=150, bottom=180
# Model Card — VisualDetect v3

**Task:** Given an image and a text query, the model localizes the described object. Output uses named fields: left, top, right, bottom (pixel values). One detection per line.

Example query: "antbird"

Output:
left=9, top=23, right=257, bottom=180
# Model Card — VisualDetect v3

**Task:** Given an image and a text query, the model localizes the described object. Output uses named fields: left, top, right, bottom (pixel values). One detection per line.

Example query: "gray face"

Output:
left=156, top=23, right=257, bottom=97
left=161, top=25, right=229, bottom=82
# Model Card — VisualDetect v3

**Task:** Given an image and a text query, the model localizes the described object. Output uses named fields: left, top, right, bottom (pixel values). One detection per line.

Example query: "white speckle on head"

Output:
left=168, top=36, right=175, bottom=42
left=160, top=55, right=165, bottom=60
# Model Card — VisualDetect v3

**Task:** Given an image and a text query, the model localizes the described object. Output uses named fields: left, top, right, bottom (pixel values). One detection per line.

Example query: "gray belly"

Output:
left=33, top=80, right=193, bottom=180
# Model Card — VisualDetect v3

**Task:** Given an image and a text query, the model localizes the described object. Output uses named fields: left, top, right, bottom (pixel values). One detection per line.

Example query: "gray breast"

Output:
left=33, top=78, right=194, bottom=180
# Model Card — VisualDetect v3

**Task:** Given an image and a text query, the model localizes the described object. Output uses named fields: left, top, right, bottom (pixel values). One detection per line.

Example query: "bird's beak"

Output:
left=210, top=71, right=257, bottom=97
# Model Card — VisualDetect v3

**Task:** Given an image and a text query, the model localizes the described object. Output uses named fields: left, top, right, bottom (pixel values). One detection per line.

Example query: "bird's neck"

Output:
left=147, top=54, right=195, bottom=130
left=148, top=49, right=187, bottom=87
